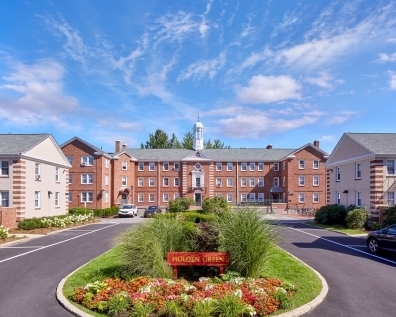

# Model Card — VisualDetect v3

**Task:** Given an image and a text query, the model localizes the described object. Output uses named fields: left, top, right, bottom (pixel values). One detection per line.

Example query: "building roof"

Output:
left=346, top=133, right=396, bottom=155
left=126, top=148, right=298, bottom=161
left=60, top=136, right=113, bottom=159
left=0, top=134, right=51, bottom=155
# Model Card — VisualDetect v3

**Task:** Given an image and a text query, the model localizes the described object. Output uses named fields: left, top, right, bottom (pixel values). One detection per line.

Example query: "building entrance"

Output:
left=195, top=193, right=202, bottom=206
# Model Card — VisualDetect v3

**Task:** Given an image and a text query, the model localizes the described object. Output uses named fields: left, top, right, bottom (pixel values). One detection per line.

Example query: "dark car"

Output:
left=366, top=224, right=396, bottom=254
left=143, top=206, right=162, bottom=218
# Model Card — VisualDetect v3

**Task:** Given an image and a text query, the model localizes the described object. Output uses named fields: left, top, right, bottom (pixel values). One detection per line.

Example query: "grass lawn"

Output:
left=63, top=245, right=322, bottom=317
left=306, top=221, right=368, bottom=235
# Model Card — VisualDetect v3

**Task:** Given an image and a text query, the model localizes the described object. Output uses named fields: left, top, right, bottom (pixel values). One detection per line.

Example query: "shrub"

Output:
left=201, top=196, right=231, bottom=215
left=189, top=222, right=220, bottom=252
left=216, top=207, right=279, bottom=278
left=178, top=211, right=217, bottom=223
left=0, top=225, right=9, bottom=239
left=168, top=197, right=195, bottom=213
left=345, top=208, right=369, bottom=229
left=17, top=217, right=43, bottom=230
left=382, top=206, right=396, bottom=227
left=314, top=204, right=347, bottom=225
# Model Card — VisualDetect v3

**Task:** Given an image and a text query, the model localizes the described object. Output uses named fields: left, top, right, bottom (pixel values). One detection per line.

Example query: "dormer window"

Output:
left=195, top=163, right=201, bottom=169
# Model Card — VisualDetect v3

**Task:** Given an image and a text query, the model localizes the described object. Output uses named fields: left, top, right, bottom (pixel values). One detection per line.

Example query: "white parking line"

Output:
left=1, top=246, right=44, bottom=249
left=285, top=226, right=396, bottom=266
left=0, top=222, right=119, bottom=264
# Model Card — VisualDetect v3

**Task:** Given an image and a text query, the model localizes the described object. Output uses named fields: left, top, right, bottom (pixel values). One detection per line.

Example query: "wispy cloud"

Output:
left=377, top=52, right=396, bottom=63
left=326, top=110, right=358, bottom=125
left=305, top=71, right=344, bottom=90
left=178, top=53, right=226, bottom=81
left=235, top=75, right=301, bottom=104
left=388, top=71, right=396, bottom=90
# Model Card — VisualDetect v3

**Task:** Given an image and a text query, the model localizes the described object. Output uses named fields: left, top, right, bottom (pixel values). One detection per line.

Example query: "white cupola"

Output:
left=193, top=120, right=204, bottom=151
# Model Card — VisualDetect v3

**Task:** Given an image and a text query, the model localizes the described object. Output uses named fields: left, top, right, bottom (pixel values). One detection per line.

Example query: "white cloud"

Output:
left=178, top=53, right=226, bottom=81
left=326, top=110, right=358, bottom=125
left=235, top=75, right=301, bottom=104
left=377, top=52, right=396, bottom=63
left=387, top=38, right=396, bottom=43
left=388, top=71, right=396, bottom=90
left=304, top=71, right=344, bottom=90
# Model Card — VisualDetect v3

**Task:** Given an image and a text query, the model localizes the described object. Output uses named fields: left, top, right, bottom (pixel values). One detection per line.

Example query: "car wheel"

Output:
left=367, top=237, right=379, bottom=253
left=119, top=215, right=123, bottom=218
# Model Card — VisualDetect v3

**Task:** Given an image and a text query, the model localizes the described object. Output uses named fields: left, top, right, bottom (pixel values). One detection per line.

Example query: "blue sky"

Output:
left=1, top=0, right=396, bottom=154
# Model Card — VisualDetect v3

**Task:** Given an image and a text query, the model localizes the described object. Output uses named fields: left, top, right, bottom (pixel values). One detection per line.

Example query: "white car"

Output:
left=118, top=204, right=138, bottom=218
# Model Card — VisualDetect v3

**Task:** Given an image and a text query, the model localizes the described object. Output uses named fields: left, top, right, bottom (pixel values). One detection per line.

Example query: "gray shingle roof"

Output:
left=346, top=133, right=396, bottom=155
left=0, top=134, right=50, bottom=155
left=126, top=148, right=296, bottom=161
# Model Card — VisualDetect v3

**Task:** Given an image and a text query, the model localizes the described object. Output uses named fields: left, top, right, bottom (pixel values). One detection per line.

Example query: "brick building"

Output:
left=61, top=121, right=328, bottom=210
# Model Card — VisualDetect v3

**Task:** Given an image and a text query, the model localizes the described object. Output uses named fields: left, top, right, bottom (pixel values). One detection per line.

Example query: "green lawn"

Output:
left=306, top=221, right=368, bottom=235
left=63, top=245, right=322, bottom=316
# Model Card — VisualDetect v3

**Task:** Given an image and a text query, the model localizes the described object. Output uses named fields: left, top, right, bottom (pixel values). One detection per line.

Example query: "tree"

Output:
left=204, top=139, right=230, bottom=149
left=140, top=129, right=181, bottom=149
left=181, top=132, right=193, bottom=149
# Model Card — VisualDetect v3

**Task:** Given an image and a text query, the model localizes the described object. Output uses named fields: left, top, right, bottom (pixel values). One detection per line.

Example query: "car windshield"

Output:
left=122, top=205, right=134, bottom=209
left=147, top=206, right=158, bottom=211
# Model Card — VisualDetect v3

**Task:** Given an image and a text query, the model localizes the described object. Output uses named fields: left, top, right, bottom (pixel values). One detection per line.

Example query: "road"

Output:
left=0, top=216, right=396, bottom=317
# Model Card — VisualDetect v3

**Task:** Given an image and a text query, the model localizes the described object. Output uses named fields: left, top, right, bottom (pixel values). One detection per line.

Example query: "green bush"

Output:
left=382, top=206, right=396, bottom=227
left=314, top=204, right=347, bottom=225
left=68, top=207, right=90, bottom=215
left=201, top=196, right=231, bottom=215
left=69, top=206, right=119, bottom=217
left=168, top=197, right=195, bottom=213
left=179, top=211, right=217, bottom=223
left=216, top=207, right=279, bottom=278
left=189, top=222, right=220, bottom=252
left=18, top=217, right=44, bottom=230
left=345, top=208, right=369, bottom=229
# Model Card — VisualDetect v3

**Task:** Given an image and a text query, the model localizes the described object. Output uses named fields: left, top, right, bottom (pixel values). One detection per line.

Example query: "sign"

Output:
left=167, top=252, right=229, bottom=279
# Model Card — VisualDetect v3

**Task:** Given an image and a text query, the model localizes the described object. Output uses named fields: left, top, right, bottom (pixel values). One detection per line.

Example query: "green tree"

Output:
left=168, top=197, right=195, bottom=213
left=201, top=196, right=230, bottom=215
left=204, top=139, right=230, bottom=149
left=140, top=129, right=181, bottom=149
left=181, top=132, right=193, bottom=149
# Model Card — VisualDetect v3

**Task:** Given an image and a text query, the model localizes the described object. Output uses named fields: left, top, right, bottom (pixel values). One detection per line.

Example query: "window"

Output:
left=282, top=161, right=286, bottom=170
left=174, top=193, right=180, bottom=200
left=35, top=163, right=41, bottom=179
left=336, top=167, right=341, bottom=181
left=249, top=177, right=255, bottom=187
left=174, top=162, right=180, bottom=171
left=283, top=176, right=286, bottom=186
left=196, top=177, right=201, bottom=187
left=356, top=191, right=361, bottom=207
left=122, top=177, right=127, bottom=186
left=122, top=161, right=127, bottom=170
left=81, top=174, right=94, bottom=184
left=227, top=193, right=233, bottom=202
left=258, top=163, right=264, bottom=171
left=69, top=174, right=72, bottom=184
left=0, top=160, right=9, bottom=176
left=216, top=178, right=222, bottom=186
left=298, top=176, right=305, bottom=186
left=0, top=191, right=9, bottom=207
left=163, top=178, right=169, bottom=186
left=387, top=160, right=395, bottom=175
left=138, top=194, right=144, bottom=202
left=355, top=162, right=361, bottom=179
left=55, top=192, right=60, bottom=207
left=55, top=167, right=60, bottom=182
left=149, top=162, right=155, bottom=171
left=258, top=177, right=264, bottom=187
left=163, top=193, right=169, bottom=202
left=149, top=193, right=155, bottom=202
left=241, top=163, right=247, bottom=171
left=227, top=178, right=233, bottom=187
left=227, top=163, right=233, bottom=171
left=313, top=160, right=319, bottom=169
left=249, top=193, right=255, bottom=202
left=216, top=193, right=222, bottom=197
left=273, top=177, right=279, bottom=186
left=313, top=176, right=319, bottom=186
left=174, top=177, right=180, bottom=186
left=149, top=178, right=155, bottom=186
left=387, top=192, right=395, bottom=206
left=68, top=192, right=72, bottom=203
left=298, top=193, right=305, bottom=203
left=241, top=178, right=247, bottom=187
left=137, top=178, right=143, bottom=187
left=249, top=163, right=255, bottom=171
left=105, top=192, right=109, bottom=202
left=274, top=163, right=279, bottom=171
left=67, top=156, right=73, bottom=165
left=299, top=160, right=305, bottom=169
left=81, top=156, right=94, bottom=166
left=336, top=192, right=341, bottom=205
left=138, top=162, right=144, bottom=171
left=105, top=159, right=109, bottom=168
left=35, top=191, right=40, bottom=208
left=258, top=193, right=264, bottom=202
left=216, top=163, right=222, bottom=171
left=241, top=194, right=247, bottom=203
left=163, top=162, right=169, bottom=171
left=313, top=193, right=319, bottom=203
left=105, top=175, right=109, bottom=186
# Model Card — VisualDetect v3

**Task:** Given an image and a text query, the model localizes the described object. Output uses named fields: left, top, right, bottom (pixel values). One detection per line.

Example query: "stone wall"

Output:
left=0, top=207, right=17, bottom=229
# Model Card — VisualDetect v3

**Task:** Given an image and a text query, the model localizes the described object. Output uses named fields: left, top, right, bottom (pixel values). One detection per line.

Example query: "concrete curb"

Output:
left=56, top=251, right=328, bottom=317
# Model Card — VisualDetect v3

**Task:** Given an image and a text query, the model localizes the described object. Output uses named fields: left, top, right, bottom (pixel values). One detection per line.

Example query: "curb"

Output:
left=56, top=251, right=328, bottom=317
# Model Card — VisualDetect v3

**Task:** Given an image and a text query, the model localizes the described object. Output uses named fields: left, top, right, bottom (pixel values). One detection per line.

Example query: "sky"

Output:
left=1, top=0, right=396, bottom=154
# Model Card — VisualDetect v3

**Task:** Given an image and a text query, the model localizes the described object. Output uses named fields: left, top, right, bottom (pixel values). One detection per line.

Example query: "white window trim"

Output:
left=163, top=162, right=169, bottom=171
left=216, top=163, right=222, bottom=171
left=174, top=177, right=180, bottom=187
left=81, top=156, right=94, bottom=166
left=249, top=163, right=255, bottom=171
left=241, top=178, right=247, bottom=187
left=122, top=177, right=127, bottom=186
left=298, top=176, right=305, bottom=186
left=149, top=193, right=155, bottom=202
left=81, top=174, right=93, bottom=184
left=55, top=167, right=60, bottom=182
left=274, top=163, right=279, bottom=171
left=241, top=163, right=247, bottom=171
left=163, top=177, right=169, bottom=186
left=258, top=163, right=264, bottom=171
left=258, top=193, right=264, bottom=202
left=174, top=162, right=180, bottom=171
left=227, top=178, right=233, bottom=187
left=55, top=192, right=60, bottom=207
left=227, top=193, right=232, bottom=202
left=313, top=160, right=319, bottom=169
left=241, top=193, right=247, bottom=203
left=356, top=191, right=362, bottom=207
left=313, top=176, right=319, bottom=186
left=249, top=193, right=255, bottom=202
left=138, top=162, right=144, bottom=171
left=249, top=177, right=255, bottom=187
left=81, top=192, right=93, bottom=203
left=149, top=162, right=155, bottom=171
left=138, top=194, right=144, bottom=202
left=138, top=177, right=144, bottom=187
left=0, top=191, right=10, bottom=207
left=122, top=161, right=128, bottom=170
left=336, top=167, right=341, bottom=182
left=216, top=178, right=222, bottom=187
left=227, top=163, right=233, bottom=171
left=313, top=193, right=319, bottom=203
left=163, top=193, right=169, bottom=202
left=273, top=177, right=279, bottom=187
left=355, top=162, right=361, bottom=179
left=282, top=161, right=286, bottom=170
left=298, top=193, right=305, bottom=203
left=149, top=178, right=155, bottom=187
left=34, top=191, right=40, bottom=208
left=298, top=160, right=305, bottom=169
left=258, top=177, right=264, bottom=187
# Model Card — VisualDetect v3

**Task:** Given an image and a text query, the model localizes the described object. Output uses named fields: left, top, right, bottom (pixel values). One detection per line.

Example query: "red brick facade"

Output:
left=0, top=207, right=17, bottom=229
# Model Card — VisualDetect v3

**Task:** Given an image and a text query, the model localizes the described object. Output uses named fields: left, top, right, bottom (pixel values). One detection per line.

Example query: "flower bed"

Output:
left=17, top=212, right=94, bottom=230
left=70, top=274, right=296, bottom=316
left=0, top=225, right=9, bottom=239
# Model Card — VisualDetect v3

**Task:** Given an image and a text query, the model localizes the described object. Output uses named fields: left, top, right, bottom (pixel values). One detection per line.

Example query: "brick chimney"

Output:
left=313, top=140, right=320, bottom=147
left=115, top=140, right=121, bottom=153
left=266, top=144, right=273, bottom=149
left=122, top=143, right=127, bottom=150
